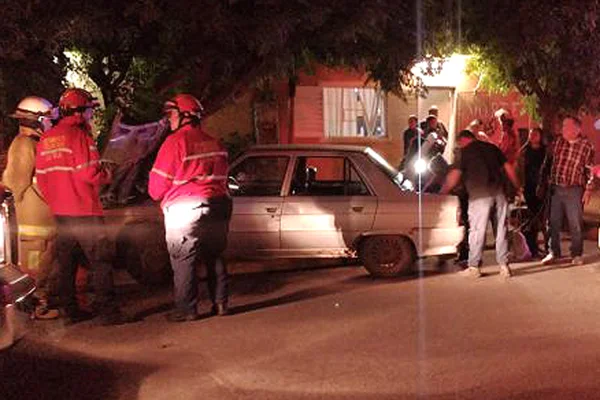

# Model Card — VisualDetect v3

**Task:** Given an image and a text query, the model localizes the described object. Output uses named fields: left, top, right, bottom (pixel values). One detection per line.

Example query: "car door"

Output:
left=280, top=154, right=377, bottom=256
left=226, top=155, right=290, bottom=257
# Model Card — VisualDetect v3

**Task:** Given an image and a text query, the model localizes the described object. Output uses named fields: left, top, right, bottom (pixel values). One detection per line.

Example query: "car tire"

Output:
left=359, top=235, right=416, bottom=278
left=116, top=223, right=172, bottom=286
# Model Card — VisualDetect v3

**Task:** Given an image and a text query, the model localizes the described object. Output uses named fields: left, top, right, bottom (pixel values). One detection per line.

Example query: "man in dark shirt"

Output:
left=420, top=105, right=449, bottom=139
left=520, top=128, right=547, bottom=258
left=402, top=115, right=422, bottom=158
left=441, top=130, right=520, bottom=278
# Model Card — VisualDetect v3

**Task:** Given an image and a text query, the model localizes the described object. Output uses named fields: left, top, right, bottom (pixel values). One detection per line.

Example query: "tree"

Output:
left=0, top=1, right=71, bottom=138
left=1, top=0, right=448, bottom=133
left=60, top=0, right=447, bottom=123
left=462, top=0, right=600, bottom=132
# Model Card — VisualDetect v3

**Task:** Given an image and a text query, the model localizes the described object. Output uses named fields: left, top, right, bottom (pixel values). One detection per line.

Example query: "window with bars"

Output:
left=322, top=87, right=386, bottom=138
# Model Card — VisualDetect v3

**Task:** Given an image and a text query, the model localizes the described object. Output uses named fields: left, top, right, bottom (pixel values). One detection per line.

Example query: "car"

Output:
left=225, top=145, right=463, bottom=277
left=102, top=144, right=463, bottom=282
left=0, top=186, right=36, bottom=350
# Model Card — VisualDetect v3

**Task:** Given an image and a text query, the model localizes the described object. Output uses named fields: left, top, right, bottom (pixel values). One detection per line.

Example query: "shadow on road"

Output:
left=133, top=262, right=448, bottom=319
left=510, top=252, right=600, bottom=277
left=229, top=270, right=444, bottom=315
left=0, top=339, right=157, bottom=400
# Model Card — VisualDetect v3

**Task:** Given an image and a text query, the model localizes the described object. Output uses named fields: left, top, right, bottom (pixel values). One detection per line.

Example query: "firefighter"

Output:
left=149, top=94, right=232, bottom=322
left=2, top=96, right=60, bottom=319
left=35, top=88, right=130, bottom=325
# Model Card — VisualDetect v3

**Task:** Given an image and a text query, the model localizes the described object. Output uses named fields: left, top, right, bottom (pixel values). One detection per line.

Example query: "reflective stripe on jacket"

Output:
left=35, top=116, right=110, bottom=216
left=149, top=125, right=229, bottom=209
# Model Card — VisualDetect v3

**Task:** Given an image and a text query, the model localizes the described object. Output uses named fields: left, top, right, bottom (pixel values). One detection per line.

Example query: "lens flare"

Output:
left=414, top=158, right=428, bottom=175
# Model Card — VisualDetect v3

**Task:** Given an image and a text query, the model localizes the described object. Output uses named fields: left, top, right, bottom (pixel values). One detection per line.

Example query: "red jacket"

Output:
left=149, top=125, right=229, bottom=209
left=35, top=116, right=110, bottom=216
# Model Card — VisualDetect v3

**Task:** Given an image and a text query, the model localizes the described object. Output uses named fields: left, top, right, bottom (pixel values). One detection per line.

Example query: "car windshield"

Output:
left=365, top=148, right=415, bottom=191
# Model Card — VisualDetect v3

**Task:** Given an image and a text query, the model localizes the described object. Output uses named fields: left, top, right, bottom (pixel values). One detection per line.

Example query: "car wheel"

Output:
left=116, top=223, right=172, bottom=286
left=359, top=235, right=416, bottom=277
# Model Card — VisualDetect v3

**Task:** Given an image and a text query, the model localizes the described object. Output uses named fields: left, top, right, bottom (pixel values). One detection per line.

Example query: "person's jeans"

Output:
left=456, top=192, right=470, bottom=262
left=164, top=197, right=232, bottom=315
left=548, top=185, right=584, bottom=257
left=468, top=193, right=510, bottom=268
left=55, top=216, right=116, bottom=314
left=523, top=189, right=547, bottom=257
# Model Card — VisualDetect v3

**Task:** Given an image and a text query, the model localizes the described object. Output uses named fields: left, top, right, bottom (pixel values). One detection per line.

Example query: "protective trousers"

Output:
left=164, top=197, right=232, bottom=315
left=55, top=216, right=116, bottom=314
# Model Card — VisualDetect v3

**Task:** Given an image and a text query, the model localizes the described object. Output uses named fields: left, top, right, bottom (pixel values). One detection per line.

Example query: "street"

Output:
left=2, top=243, right=600, bottom=400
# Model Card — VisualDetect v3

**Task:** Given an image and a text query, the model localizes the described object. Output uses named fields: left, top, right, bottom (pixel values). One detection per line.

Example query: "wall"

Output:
left=581, top=115, right=600, bottom=163
left=203, top=92, right=254, bottom=140
left=279, top=66, right=407, bottom=167
left=278, top=62, right=600, bottom=166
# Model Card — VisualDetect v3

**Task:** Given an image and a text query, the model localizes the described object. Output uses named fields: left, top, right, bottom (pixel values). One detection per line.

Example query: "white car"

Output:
left=225, top=145, right=462, bottom=277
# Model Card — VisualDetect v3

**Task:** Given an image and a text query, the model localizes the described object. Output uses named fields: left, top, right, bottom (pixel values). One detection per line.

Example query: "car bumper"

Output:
left=0, top=300, right=32, bottom=350
left=1, top=263, right=36, bottom=350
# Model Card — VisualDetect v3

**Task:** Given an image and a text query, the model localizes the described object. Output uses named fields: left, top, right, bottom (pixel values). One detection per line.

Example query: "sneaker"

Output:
left=165, top=311, right=200, bottom=323
left=541, top=253, right=558, bottom=265
left=33, top=298, right=60, bottom=320
left=499, top=264, right=513, bottom=278
left=571, top=256, right=585, bottom=266
left=458, top=267, right=482, bottom=278
left=210, top=303, right=230, bottom=317
left=34, top=304, right=60, bottom=320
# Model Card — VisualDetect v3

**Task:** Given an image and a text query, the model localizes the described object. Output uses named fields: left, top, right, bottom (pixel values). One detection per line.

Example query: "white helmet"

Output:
left=10, top=96, right=57, bottom=132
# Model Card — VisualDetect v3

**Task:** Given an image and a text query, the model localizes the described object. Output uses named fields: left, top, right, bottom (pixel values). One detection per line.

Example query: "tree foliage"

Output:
left=0, top=1, right=71, bottom=136
left=462, top=0, right=600, bottom=131
left=0, top=0, right=457, bottom=141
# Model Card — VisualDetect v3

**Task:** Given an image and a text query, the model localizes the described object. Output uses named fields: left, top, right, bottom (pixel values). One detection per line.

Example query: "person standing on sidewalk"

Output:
left=402, top=115, right=422, bottom=157
left=440, top=130, right=520, bottom=278
left=420, top=105, right=448, bottom=139
left=400, top=115, right=424, bottom=171
left=520, top=128, right=548, bottom=258
left=149, top=94, right=232, bottom=322
left=35, top=88, right=129, bottom=325
left=541, top=116, right=594, bottom=266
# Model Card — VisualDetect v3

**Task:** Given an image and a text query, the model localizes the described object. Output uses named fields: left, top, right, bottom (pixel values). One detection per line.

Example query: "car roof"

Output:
left=246, top=144, right=370, bottom=153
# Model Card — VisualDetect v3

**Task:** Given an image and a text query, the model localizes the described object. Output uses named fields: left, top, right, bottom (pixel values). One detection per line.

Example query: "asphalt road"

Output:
left=2, top=243, right=600, bottom=400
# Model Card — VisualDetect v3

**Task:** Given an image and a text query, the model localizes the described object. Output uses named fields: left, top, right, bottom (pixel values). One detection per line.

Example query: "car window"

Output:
left=229, top=156, right=289, bottom=196
left=290, top=156, right=370, bottom=196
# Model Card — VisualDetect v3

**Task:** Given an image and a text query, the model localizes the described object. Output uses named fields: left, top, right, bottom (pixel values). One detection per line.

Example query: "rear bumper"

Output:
left=1, top=263, right=36, bottom=350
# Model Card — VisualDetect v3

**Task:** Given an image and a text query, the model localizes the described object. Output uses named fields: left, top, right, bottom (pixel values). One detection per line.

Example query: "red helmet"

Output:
left=163, top=94, right=204, bottom=119
left=59, top=88, right=98, bottom=111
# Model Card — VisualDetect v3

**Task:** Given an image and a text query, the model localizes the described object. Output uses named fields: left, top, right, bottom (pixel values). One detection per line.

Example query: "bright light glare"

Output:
left=401, top=179, right=414, bottom=191
left=411, top=54, right=471, bottom=88
left=414, top=158, right=427, bottom=175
